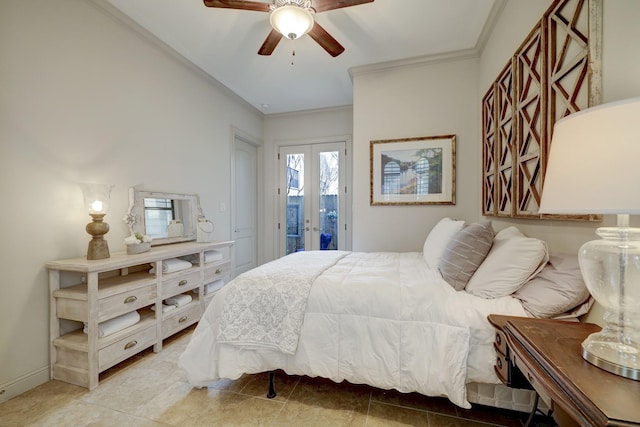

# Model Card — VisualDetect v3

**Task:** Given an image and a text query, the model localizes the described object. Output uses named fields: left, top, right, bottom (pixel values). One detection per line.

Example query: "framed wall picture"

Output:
left=370, top=135, right=456, bottom=206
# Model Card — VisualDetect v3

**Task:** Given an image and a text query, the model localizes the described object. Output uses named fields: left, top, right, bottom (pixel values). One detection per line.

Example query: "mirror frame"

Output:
left=125, top=188, right=202, bottom=246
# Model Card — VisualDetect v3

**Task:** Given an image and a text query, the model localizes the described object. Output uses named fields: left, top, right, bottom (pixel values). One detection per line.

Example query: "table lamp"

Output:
left=81, top=183, right=113, bottom=260
left=539, top=97, right=640, bottom=380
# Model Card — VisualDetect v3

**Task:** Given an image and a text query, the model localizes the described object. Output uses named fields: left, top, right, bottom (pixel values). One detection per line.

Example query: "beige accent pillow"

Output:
left=513, top=253, right=592, bottom=318
left=440, top=222, right=495, bottom=291
left=464, top=226, right=549, bottom=298
left=423, top=217, right=465, bottom=270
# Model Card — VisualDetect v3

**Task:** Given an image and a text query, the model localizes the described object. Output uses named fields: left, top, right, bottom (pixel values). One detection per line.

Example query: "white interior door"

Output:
left=232, top=136, right=257, bottom=276
left=278, top=142, right=347, bottom=256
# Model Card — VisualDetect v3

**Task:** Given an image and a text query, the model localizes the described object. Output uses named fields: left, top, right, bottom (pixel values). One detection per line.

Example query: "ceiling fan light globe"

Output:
left=270, top=5, right=314, bottom=40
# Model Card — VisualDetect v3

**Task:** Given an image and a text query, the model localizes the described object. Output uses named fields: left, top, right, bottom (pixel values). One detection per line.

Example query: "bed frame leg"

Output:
left=267, top=371, right=277, bottom=399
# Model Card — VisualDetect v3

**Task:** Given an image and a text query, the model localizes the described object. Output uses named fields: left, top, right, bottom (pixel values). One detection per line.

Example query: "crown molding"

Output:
left=349, top=0, right=507, bottom=80
left=87, top=0, right=264, bottom=118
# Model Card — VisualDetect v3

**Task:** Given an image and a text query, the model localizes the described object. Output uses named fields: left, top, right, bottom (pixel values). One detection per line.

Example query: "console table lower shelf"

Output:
left=488, top=315, right=640, bottom=427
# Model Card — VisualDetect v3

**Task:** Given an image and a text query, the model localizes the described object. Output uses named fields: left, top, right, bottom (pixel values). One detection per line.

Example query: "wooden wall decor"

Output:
left=482, top=0, right=602, bottom=220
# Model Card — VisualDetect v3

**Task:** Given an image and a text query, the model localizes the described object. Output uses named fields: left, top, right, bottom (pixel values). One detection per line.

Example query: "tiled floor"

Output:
left=0, top=326, right=535, bottom=426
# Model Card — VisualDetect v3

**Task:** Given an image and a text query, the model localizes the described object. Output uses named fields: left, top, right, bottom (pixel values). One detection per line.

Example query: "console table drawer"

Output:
left=161, top=304, right=201, bottom=339
left=204, top=262, right=231, bottom=282
left=162, top=270, right=201, bottom=298
left=98, top=284, right=156, bottom=323
left=98, top=325, right=156, bottom=371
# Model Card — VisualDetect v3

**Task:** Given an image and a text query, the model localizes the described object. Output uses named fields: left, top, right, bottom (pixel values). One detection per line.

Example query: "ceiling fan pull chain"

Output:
left=291, top=40, right=296, bottom=65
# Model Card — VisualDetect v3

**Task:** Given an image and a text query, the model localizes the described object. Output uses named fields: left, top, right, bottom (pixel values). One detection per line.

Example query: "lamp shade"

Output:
left=539, top=97, right=640, bottom=215
left=270, top=5, right=314, bottom=40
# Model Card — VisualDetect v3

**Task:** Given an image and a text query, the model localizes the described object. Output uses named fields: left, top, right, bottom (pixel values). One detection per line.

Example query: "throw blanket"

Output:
left=217, top=251, right=348, bottom=354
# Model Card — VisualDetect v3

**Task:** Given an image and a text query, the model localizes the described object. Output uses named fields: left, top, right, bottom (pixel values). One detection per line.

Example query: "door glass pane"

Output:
left=318, top=150, right=339, bottom=250
left=286, top=153, right=304, bottom=255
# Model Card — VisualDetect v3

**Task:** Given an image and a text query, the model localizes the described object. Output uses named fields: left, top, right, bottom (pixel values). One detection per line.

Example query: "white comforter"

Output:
left=178, top=251, right=527, bottom=408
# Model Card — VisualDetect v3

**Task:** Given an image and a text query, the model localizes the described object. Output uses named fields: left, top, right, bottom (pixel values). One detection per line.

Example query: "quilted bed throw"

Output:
left=217, top=251, right=348, bottom=354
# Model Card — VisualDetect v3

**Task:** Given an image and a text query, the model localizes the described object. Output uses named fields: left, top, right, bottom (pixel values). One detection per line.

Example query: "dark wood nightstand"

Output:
left=488, top=315, right=640, bottom=427
left=487, top=314, right=532, bottom=390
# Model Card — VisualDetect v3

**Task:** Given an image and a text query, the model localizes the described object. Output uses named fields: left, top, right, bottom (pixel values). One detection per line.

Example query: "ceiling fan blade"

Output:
left=308, top=22, right=345, bottom=57
left=258, top=29, right=283, bottom=55
left=311, top=0, right=374, bottom=13
left=203, top=0, right=270, bottom=12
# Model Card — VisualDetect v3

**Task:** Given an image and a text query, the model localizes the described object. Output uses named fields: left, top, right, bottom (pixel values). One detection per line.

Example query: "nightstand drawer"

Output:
left=511, top=351, right=552, bottom=408
left=494, top=345, right=510, bottom=384
left=495, top=329, right=508, bottom=355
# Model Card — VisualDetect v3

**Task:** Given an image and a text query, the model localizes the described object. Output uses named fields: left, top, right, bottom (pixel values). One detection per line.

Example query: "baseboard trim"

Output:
left=0, top=366, right=50, bottom=403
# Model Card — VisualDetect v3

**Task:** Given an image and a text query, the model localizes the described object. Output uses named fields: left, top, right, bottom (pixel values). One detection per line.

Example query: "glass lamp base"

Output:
left=582, top=334, right=640, bottom=380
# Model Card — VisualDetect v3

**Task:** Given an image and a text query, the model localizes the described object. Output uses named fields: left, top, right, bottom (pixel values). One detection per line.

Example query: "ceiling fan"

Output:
left=203, top=0, right=375, bottom=57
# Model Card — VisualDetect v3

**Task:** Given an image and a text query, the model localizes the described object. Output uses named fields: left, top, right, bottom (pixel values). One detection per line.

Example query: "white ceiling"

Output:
left=102, top=0, right=499, bottom=115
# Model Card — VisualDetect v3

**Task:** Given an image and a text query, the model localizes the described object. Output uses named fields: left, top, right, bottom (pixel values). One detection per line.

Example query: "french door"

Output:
left=278, top=142, right=347, bottom=256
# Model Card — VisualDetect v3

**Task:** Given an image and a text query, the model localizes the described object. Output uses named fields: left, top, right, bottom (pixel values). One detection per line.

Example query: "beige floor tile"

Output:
left=79, top=360, right=186, bottom=414
left=456, top=404, right=525, bottom=427
left=0, top=380, right=86, bottom=427
left=365, top=401, right=430, bottom=427
left=277, top=376, right=370, bottom=427
left=235, top=371, right=300, bottom=402
left=428, top=412, right=506, bottom=427
left=147, top=387, right=284, bottom=426
left=207, top=374, right=254, bottom=394
left=29, top=400, right=164, bottom=427
left=370, top=388, right=458, bottom=417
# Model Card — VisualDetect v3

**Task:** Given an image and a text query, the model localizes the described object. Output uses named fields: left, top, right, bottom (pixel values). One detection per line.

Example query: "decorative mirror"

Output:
left=125, top=188, right=202, bottom=246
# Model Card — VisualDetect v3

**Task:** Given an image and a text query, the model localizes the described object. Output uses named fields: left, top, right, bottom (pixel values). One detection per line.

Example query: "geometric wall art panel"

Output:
left=482, top=0, right=602, bottom=221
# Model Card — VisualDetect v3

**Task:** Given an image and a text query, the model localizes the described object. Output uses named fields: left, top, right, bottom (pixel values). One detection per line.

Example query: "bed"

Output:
left=178, top=218, right=592, bottom=410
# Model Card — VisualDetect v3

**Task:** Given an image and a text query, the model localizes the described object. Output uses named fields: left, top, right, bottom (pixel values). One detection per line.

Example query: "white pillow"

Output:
left=423, top=217, right=465, bottom=269
left=465, top=226, right=549, bottom=298
left=513, top=253, right=592, bottom=318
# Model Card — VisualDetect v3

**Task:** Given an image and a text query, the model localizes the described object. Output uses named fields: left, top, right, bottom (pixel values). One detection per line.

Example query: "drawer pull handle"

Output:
left=527, top=373, right=534, bottom=383
left=496, top=357, right=502, bottom=370
left=124, top=296, right=137, bottom=304
left=215, top=269, right=221, bottom=274
left=496, top=333, right=502, bottom=346
left=124, top=340, right=138, bottom=350
left=178, top=279, right=188, bottom=286
left=178, top=316, right=188, bottom=323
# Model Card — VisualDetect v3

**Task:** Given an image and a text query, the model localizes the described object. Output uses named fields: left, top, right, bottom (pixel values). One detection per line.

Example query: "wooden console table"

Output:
left=488, top=315, right=640, bottom=426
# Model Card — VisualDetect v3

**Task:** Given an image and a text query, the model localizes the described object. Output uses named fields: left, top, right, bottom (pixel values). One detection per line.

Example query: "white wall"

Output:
left=262, top=107, right=353, bottom=261
left=478, top=0, right=640, bottom=253
left=350, top=0, right=640, bottom=325
left=0, top=0, right=262, bottom=401
left=351, top=56, right=481, bottom=252
left=478, top=0, right=640, bottom=325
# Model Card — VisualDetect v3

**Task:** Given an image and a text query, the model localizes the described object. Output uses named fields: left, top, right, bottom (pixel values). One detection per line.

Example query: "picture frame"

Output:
left=370, top=135, right=456, bottom=206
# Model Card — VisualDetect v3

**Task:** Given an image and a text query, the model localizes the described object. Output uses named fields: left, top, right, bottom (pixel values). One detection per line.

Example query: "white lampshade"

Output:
left=539, top=97, right=640, bottom=215
left=270, top=5, right=314, bottom=40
